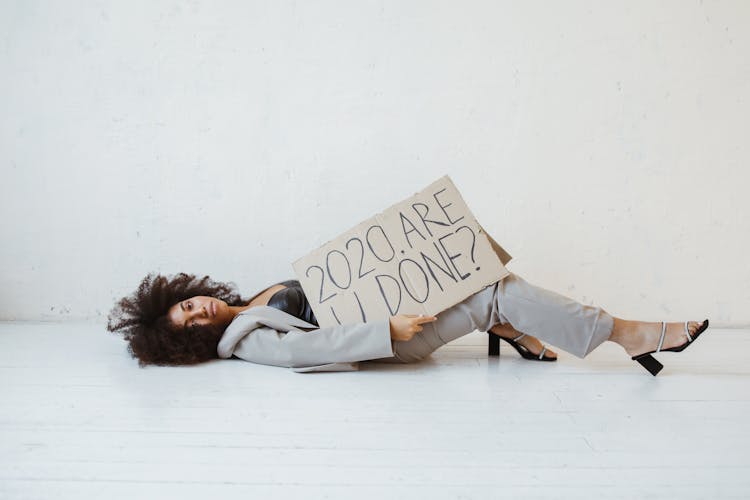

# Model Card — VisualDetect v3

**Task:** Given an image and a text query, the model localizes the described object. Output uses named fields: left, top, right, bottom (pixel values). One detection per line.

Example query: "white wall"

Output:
left=1, top=0, right=748, bottom=326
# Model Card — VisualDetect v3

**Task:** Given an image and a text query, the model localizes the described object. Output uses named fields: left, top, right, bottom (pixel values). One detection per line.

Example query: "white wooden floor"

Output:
left=1, top=322, right=748, bottom=500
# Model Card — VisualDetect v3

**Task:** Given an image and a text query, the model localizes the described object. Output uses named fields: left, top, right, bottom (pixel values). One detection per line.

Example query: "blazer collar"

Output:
left=237, top=305, right=320, bottom=330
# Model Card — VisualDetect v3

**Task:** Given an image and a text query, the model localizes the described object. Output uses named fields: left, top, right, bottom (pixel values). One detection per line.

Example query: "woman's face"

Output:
left=167, top=296, right=231, bottom=331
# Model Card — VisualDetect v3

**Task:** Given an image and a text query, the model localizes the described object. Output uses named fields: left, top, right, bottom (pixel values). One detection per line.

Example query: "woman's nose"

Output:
left=192, top=307, right=207, bottom=321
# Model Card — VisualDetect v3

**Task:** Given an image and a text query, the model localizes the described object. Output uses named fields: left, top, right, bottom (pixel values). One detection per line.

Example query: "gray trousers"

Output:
left=370, top=272, right=615, bottom=364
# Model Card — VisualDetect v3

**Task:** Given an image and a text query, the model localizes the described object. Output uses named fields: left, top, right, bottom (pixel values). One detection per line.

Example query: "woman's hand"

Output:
left=389, top=314, right=438, bottom=341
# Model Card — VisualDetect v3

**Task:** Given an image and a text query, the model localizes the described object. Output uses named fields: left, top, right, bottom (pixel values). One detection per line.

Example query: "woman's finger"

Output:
left=415, top=315, right=438, bottom=323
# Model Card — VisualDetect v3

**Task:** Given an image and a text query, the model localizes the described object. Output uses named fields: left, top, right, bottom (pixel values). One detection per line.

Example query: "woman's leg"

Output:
left=490, top=274, right=707, bottom=358
left=369, top=282, right=500, bottom=364
left=370, top=271, right=706, bottom=365
left=383, top=271, right=614, bottom=363
left=486, top=272, right=615, bottom=358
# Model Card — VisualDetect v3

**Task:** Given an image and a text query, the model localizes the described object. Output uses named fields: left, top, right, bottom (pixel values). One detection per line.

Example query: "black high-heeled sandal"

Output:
left=488, top=332, right=557, bottom=362
left=631, top=319, right=710, bottom=376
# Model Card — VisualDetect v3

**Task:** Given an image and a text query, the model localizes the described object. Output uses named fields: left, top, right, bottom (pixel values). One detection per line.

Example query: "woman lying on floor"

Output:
left=107, top=270, right=708, bottom=376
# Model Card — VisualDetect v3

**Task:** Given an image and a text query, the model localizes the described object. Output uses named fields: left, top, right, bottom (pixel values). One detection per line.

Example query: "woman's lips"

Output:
left=211, top=302, right=216, bottom=318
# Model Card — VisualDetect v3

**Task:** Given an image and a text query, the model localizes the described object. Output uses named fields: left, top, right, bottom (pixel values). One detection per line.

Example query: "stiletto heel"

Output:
left=630, top=319, right=709, bottom=376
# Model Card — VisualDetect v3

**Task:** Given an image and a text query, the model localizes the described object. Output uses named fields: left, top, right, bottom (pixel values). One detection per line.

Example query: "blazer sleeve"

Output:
left=222, top=316, right=395, bottom=370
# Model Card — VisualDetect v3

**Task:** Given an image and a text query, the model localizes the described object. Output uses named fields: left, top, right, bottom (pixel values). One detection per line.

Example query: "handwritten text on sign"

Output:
left=292, top=175, right=508, bottom=327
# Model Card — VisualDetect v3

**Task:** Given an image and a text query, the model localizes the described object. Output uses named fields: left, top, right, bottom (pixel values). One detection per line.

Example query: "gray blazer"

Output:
left=216, top=305, right=394, bottom=373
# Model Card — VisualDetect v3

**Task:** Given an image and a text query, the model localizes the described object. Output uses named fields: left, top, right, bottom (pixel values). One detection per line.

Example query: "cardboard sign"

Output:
left=292, top=175, right=512, bottom=327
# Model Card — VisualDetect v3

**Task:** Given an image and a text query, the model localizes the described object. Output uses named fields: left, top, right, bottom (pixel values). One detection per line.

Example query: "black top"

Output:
left=265, top=279, right=319, bottom=326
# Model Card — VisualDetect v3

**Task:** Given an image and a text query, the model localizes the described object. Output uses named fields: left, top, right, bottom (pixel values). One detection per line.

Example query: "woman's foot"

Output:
left=489, top=323, right=558, bottom=360
left=610, top=319, right=706, bottom=357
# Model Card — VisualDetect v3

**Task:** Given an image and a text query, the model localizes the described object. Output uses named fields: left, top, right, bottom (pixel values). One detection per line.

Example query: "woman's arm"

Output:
left=229, top=319, right=394, bottom=368
left=222, top=314, right=437, bottom=369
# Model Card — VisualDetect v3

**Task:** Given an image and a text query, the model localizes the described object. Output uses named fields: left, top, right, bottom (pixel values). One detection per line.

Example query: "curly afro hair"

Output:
left=107, top=272, right=251, bottom=367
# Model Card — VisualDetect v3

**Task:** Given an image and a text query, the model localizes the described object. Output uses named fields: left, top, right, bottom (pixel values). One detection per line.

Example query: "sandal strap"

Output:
left=656, top=321, right=666, bottom=353
left=538, top=346, right=548, bottom=360
left=513, top=333, right=527, bottom=342
left=684, top=321, right=693, bottom=342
